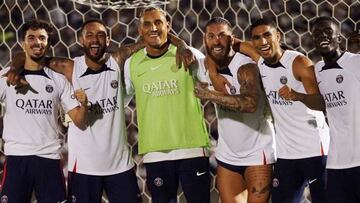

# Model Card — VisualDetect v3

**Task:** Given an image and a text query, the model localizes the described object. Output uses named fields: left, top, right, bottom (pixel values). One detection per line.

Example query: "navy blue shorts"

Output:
left=216, top=159, right=247, bottom=175
left=0, top=155, right=66, bottom=203
left=271, top=156, right=327, bottom=203
left=67, top=167, right=141, bottom=203
left=327, top=166, right=360, bottom=203
left=145, top=157, right=210, bottom=203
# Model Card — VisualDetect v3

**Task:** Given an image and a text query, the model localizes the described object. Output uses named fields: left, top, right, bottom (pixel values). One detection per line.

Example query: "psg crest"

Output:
left=111, top=80, right=119, bottom=89
left=154, top=177, right=163, bottom=187
left=336, top=75, right=343, bottom=83
left=45, top=85, right=54, bottom=93
left=280, top=76, right=288, bottom=84
left=229, top=85, right=236, bottom=95
left=0, top=195, right=8, bottom=203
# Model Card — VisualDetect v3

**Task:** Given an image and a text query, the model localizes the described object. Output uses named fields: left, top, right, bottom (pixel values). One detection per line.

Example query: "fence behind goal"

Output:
left=0, top=0, right=359, bottom=202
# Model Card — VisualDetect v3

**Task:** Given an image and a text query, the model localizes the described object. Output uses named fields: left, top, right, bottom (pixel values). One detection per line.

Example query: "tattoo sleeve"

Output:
left=168, top=33, right=187, bottom=49
left=207, top=63, right=260, bottom=113
left=113, top=39, right=145, bottom=68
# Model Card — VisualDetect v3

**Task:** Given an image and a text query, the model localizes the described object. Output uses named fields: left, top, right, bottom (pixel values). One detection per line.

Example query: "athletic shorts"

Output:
left=216, top=159, right=247, bottom=175
left=145, top=157, right=210, bottom=203
left=327, top=166, right=360, bottom=203
left=271, top=156, right=327, bottom=203
left=68, top=167, right=141, bottom=203
left=0, top=155, right=66, bottom=203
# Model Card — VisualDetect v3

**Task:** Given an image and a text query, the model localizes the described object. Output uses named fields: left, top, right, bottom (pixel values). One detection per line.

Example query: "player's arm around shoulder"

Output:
left=235, top=39, right=261, bottom=63
left=195, top=63, right=261, bottom=113
left=111, top=39, right=145, bottom=72
left=279, top=54, right=325, bottom=111
left=48, top=57, right=74, bottom=82
left=67, top=88, right=88, bottom=130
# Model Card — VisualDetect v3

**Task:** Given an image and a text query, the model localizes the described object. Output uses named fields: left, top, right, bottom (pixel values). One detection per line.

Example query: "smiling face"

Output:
left=251, top=24, right=282, bottom=63
left=80, top=22, right=109, bottom=61
left=138, top=9, right=169, bottom=51
left=204, top=23, right=234, bottom=63
left=311, top=19, right=341, bottom=56
left=22, top=28, right=49, bottom=61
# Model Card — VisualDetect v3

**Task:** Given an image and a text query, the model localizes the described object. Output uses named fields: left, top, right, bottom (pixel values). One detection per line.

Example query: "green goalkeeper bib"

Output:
left=129, top=45, right=210, bottom=154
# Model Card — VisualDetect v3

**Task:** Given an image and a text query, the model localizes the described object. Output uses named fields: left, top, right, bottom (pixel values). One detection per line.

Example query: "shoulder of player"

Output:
left=313, top=60, right=324, bottom=71
left=0, top=67, right=11, bottom=85
left=237, top=63, right=259, bottom=79
left=187, top=46, right=205, bottom=58
left=232, top=52, right=256, bottom=66
left=288, top=52, right=314, bottom=80
left=0, top=67, right=11, bottom=76
left=341, top=51, right=360, bottom=62
left=293, top=54, right=313, bottom=67
left=43, top=67, right=69, bottom=82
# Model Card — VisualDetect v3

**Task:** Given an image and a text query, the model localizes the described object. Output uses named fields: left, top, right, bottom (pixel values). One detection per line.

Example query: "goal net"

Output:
left=0, top=0, right=358, bottom=202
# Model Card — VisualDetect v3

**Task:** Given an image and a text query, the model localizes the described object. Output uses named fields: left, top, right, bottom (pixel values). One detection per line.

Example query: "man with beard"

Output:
left=60, top=19, right=142, bottom=203
left=8, top=18, right=195, bottom=203
left=0, top=19, right=88, bottom=203
left=348, top=30, right=360, bottom=54
left=124, top=7, right=210, bottom=203
left=7, top=19, right=142, bottom=203
left=193, top=17, right=275, bottom=203
left=311, top=16, right=360, bottom=203
left=233, top=19, right=330, bottom=203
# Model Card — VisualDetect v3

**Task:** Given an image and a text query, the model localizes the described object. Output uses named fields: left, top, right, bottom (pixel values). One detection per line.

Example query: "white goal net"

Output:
left=0, top=0, right=359, bottom=202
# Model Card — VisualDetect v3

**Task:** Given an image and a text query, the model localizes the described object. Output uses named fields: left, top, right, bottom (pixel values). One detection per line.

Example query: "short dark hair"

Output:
left=310, top=16, right=339, bottom=31
left=250, top=18, right=277, bottom=34
left=20, top=19, right=55, bottom=43
left=139, top=6, right=170, bottom=23
left=79, top=19, right=109, bottom=36
left=205, top=17, right=232, bottom=32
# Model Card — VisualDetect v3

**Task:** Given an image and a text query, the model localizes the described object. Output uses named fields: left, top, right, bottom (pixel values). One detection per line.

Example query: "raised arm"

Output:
left=111, top=39, right=145, bottom=69
left=67, top=89, right=88, bottom=130
left=168, top=33, right=196, bottom=70
left=7, top=52, right=74, bottom=83
left=195, top=63, right=261, bottom=113
left=278, top=55, right=325, bottom=111
left=6, top=52, right=28, bottom=86
left=232, top=38, right=261, bottom=63
left=47, top=57, right=74, bottom=82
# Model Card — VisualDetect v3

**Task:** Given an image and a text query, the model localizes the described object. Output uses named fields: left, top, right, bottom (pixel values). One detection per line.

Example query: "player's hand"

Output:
left=210, top=74, right=231, bottom=94
left=204, top=56, right=231, bottom=94
left=194, top=81, right=211, bottom=100
left=2, top=68, right=29, bottom=87
left=74, top=89, right=88, bottom=107
left=278, top=85, right=300, bottom=101
left=176, top=46, right=195, bottom=71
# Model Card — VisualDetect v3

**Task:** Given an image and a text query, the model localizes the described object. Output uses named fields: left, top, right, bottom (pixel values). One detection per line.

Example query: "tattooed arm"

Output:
left=111, top=39, right=145, bottom=71
left=195, top=63, right=261, bottom=113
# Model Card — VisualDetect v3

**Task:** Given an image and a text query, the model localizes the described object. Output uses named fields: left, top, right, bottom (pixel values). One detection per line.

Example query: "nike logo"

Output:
left=308, top=178, right=317, bottom=184
left=261, top=75, right=267, bottom=78
left=317, top=81, right=321, bottom=85
left=136, top=65, right=162, bottom=77
left=196, top=171, right=207, bottom=176
left=150, top=65, right=161, bottom=71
